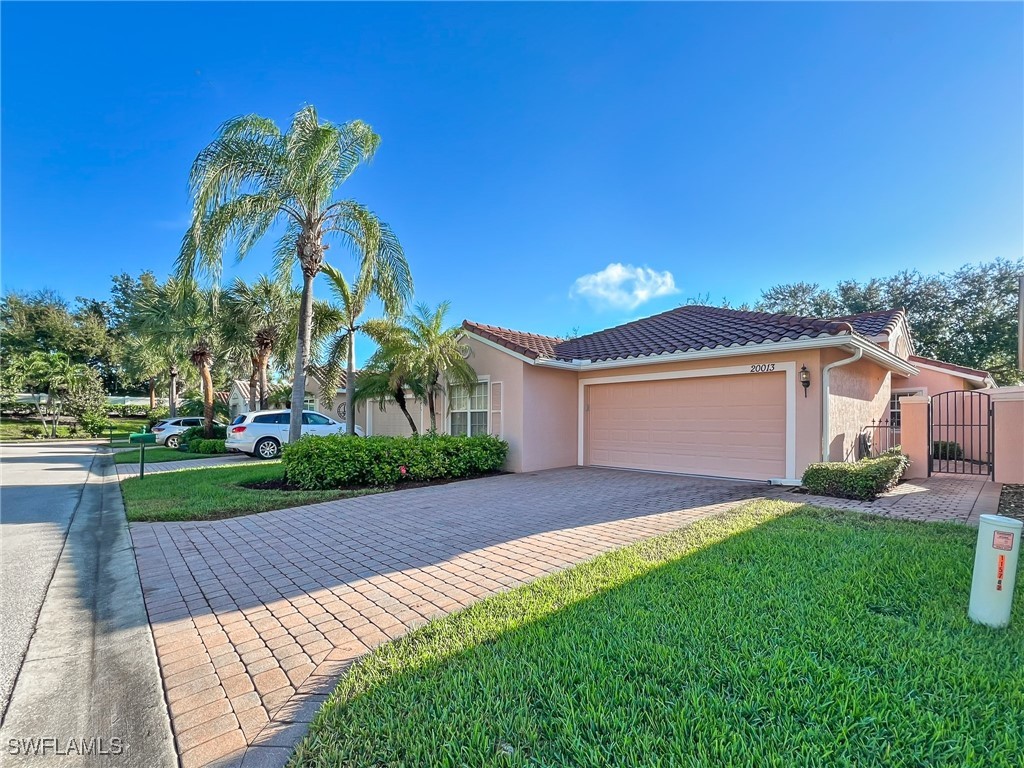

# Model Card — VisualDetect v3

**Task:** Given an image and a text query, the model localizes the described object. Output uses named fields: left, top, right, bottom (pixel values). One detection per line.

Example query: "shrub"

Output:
left=147, top=407, right=171, bottom=428
left=21, top=424, right=44, bottom=439
left=282, top=434, right=510, bottom=490
left=802, top=452, right=910, bottom=501
left=188, top=438, right=226, bottom=454
left=109, top=403, right=150, bottom=417
left=932, top=440, right=964, bottom=460
left=180, top=424, right=228, bottom=444
left=78, top=410, right=112, bottom=438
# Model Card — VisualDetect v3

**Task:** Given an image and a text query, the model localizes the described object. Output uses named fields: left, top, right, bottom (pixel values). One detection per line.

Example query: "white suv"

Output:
left=226, top=409, right=364, bottom=459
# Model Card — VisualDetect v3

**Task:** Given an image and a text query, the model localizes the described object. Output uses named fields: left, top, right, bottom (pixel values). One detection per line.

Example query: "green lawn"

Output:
left=121, top=462, right=381, bottom=522
left=291, top=500, right=1024, bottom=768
left=113, top=446, right=211, bottom=464
left=0, top=416, right=149, bottom=441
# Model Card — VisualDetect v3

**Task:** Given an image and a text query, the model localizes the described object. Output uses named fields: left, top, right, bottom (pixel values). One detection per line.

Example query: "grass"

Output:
left=113, top=446, right=212, bottom=464
left=121, top=462, right=382, bottom=522
left=0, top=415, right=149, bottom=442
left=291, top=500, right=1024, bottom=768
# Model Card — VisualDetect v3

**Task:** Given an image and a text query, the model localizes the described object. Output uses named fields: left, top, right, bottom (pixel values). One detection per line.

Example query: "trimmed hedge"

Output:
left=282, top=434, right=509, bottom=490
left=802, top=450, right=910, bottom=501
left=932, top=440, right=964, bottom=460
left=180, top=424, right=228, bottom=443
left=188, top=438, right=227, bottom=454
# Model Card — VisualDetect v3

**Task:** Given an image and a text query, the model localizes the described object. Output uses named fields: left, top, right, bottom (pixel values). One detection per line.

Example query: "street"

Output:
left=0, top=443, right=175, bottom=766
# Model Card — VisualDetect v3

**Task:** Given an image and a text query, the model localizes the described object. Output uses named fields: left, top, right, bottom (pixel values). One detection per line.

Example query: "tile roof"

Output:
left=464, top=305, right=869, bottom=364
left=828, top=309, right=906, bottom=338
left=908, top=355, right=992, bottom=381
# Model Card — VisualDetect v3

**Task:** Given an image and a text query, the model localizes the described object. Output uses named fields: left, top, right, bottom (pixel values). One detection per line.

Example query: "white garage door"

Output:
left=584, top=373, right=787, bottom=481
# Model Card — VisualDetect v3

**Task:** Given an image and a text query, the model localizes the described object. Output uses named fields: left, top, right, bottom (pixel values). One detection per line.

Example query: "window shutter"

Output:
left=490, top=381, right=503, bottom=437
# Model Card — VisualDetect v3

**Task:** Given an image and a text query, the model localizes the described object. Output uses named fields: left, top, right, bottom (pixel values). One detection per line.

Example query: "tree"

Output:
left=178, top=105, right=410, bottom=442
left=370, top=302, right=478, bottom=432
left=755, top=259, right=1023, bottom=385
left=221, top=276, right=299, bottom=410
left=317, top=260, right=411, bottom=432
left=22, top=352, right=104, bottom=437
left=132, top=279, right=222, bottom=436
left=352, top=347, right=426, bottom=435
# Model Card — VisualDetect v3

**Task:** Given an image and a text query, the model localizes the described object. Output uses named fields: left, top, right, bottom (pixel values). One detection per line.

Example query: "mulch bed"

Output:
left=997, top=484, right=1024, bottom=522
left=240, top=471, right=507, bottom=493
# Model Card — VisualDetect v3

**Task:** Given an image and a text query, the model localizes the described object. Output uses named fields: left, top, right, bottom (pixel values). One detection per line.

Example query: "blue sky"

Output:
left=2, top=1, right=1021, bottom=344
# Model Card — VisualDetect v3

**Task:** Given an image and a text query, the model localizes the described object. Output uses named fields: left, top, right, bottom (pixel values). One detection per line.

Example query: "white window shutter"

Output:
left=490, top=381, right=503, bottom=437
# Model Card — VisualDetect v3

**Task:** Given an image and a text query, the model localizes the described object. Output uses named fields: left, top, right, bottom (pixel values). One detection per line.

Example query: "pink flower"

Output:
left=399, top=465, right=407, bottom=476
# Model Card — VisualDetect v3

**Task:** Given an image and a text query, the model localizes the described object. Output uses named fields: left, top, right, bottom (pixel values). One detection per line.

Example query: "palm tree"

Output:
left=352, top=352, right=426, bottom=435
left=367, top=302, right=478, bottom=432
left=177, top=105, right=410, bottom=442
left=318, top=262, right=409, bottom=434
left=23, top=351, right=94, bottom=437
left=222, top=276, right=297, bottom=410
left=133, top=279, right=222, bottom=437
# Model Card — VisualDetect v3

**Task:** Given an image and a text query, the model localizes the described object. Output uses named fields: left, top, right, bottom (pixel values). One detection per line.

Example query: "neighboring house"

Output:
left=226, top=372, right=370, bottom=431
left=411, top=305, right=994, bottom=483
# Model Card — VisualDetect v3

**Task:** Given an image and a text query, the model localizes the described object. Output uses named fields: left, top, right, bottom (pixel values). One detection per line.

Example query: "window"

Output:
left=449, top=381, right=489, bottom=436
left=303, top=394, right=316, bottom=411
left=253, top=413, right=288, bottom=425
left=888, top=390, right=923, bottom=428
left=230, top=415, right=246, bottom=426
left=302, top=412, right=331, bottom=425
left=184, top=418, right=202, bottom=427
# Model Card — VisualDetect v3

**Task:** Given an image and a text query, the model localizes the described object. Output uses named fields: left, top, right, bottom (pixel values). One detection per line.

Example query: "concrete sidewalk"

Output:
left=0, top=448, right=176, bottom=767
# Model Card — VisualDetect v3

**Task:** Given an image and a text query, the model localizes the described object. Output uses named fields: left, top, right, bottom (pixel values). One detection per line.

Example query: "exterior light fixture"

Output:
left=800, top=365, right=811, bottom=397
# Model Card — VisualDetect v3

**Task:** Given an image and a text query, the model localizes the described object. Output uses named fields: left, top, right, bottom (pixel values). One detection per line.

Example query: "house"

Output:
left=226, top=372, right=371, bottom=430
left=380, top=305, right=992, bottom=483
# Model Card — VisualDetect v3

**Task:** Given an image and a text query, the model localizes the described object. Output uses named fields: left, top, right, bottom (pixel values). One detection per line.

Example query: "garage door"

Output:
left=585, top=373, right=787, bottom=481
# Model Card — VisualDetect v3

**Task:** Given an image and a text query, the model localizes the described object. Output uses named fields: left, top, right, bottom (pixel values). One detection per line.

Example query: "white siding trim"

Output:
left=577, top=362, right=797, bottom=481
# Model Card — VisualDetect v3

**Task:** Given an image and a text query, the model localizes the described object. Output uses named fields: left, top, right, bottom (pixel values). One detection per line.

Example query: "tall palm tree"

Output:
left=133, top=279, right=222, bottom=437
left=177, top=105, right=410, bottom=442
left=318, top=262, right=408, bottom=433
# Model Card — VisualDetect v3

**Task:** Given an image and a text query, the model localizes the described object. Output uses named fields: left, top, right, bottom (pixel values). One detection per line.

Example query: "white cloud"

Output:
left=570, top=263, right=679, bottom=310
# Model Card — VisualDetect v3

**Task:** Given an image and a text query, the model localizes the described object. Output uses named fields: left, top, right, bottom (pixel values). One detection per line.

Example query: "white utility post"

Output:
left=968, top=514, right=1022, bottom=628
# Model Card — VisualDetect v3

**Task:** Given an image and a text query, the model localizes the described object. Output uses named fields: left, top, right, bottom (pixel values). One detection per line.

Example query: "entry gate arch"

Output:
left=928, top=390, right=993, bottom=477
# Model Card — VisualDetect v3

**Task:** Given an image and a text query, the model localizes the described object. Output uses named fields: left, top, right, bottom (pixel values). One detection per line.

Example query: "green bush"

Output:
left=147, top=407, right=171, bottom=428
left=282, top=434, right=510, bottom=490
left=109, top=403, right=150, bottom=417
left=188, top=438, right=227, bottom=454
left=180, top=424, right=228, bottom=443
left=78, top=411, right=112, bottom=438
left=21, top=424, right=44, bottom=439
left=932, top=440, right=964, bottom=460
left=802, top=452, right=910, bottom=501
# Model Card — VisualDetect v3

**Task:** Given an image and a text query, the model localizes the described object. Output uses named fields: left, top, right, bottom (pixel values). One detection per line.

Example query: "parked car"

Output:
left=150, top=416, right=225, bottom=449
left=225, top=409, right=364, bottom=459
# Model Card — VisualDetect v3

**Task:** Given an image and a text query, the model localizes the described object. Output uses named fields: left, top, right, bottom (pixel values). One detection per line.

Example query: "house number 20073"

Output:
left=749, top=363, right=777, bottom=373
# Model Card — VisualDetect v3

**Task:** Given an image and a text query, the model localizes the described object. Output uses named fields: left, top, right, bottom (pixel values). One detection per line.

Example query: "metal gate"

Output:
left=929, top=390, right=993, bottom=477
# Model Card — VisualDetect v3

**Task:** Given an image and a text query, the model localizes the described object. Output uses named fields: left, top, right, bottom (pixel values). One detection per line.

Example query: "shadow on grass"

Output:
left=289, top=503, right=1023, bottom=768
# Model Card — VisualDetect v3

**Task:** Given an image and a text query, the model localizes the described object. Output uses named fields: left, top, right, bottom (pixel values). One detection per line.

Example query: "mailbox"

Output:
left=968, top=514, right=1022, bottom=628
left=129, top=432, right=156, bottom=444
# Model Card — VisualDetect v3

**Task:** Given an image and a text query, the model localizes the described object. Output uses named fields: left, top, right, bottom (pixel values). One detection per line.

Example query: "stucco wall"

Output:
left=992, top=390, right=1024, bottom=484
left=895, top=367, right=971, bottom=400
left=521, top=364, right=578, bottom=471
left=461, top=338, right=527, bottom=472
left=825, top=353, right=891, bottom=461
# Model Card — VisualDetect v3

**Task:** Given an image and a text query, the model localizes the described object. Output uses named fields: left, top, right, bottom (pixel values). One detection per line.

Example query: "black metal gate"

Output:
left=929, top=390, right=993, bottom=477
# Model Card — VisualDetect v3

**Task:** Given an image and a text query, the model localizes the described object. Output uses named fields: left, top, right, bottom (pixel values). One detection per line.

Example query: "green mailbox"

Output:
left=129, top=431, right=156, bottom=478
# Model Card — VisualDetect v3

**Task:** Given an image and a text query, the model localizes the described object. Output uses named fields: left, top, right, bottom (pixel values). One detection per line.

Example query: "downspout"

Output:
left=821, top=345, right=863, bottom=462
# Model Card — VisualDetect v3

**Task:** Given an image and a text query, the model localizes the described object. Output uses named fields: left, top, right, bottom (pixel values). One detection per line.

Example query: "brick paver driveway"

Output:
left=130, top=467, right=999, bottom=767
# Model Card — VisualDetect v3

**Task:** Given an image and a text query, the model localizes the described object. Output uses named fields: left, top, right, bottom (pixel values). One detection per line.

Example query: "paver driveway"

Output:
left=129, top=467, right=999, bottom=767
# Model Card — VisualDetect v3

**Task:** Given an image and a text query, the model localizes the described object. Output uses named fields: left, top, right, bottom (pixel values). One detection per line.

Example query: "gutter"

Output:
left=821, top=347, right=863, bottom=462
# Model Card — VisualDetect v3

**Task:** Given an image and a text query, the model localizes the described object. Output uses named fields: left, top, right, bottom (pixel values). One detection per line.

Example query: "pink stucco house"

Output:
left=368, top=305, right=997, bottom=484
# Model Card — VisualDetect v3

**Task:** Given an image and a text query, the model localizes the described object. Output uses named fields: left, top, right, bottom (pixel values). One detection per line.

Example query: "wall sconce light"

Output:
left=800, top=365, right=811, bottom=397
